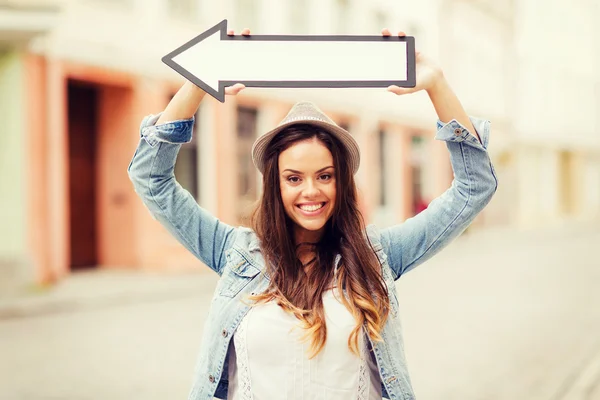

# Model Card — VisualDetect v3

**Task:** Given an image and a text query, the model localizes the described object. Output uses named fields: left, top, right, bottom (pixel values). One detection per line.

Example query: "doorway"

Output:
left=67, top=80, right=98, bottom=269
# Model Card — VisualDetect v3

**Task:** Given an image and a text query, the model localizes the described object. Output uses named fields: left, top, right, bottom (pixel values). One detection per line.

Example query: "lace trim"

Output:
left=233, top=311, right=254, bottom=400
left=357, top=332, right=370, bottom=400
left=234, top=309, right=372, bottom=399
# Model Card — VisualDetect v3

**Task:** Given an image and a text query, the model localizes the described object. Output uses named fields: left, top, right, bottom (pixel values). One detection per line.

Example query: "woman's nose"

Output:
left=303, top=180, right=320, bottom=197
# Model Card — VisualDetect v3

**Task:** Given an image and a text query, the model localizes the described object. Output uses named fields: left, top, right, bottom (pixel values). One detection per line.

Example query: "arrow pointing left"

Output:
left=162, top=20, right=416, bottom=102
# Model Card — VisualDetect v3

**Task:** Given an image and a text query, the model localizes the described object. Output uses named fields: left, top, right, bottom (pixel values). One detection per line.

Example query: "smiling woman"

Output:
left=278, top=136, right=336, bottom=243
left=239, top=105, right=390, bottom=400
left=277, top=128, right=337, bottom=240
left=127, top=27, right=498, bottom=400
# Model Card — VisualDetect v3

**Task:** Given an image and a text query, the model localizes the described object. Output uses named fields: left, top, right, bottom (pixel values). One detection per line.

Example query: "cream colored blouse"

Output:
left=227, top=289, right=382, bottom=400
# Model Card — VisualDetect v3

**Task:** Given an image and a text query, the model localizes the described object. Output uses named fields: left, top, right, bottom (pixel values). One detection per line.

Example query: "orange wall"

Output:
left=97, top=85, right=136, bottom=267
left=23, top=57, right=213, bottom=284
left=129, top=79, right=205, bottom=271
left=23, top=54, right=52, bottom=283
left=46, top=58, right=69, bottom=281
left=23, top=55, right=441, bottom=284
left=215, top=97, right=238, bottom=226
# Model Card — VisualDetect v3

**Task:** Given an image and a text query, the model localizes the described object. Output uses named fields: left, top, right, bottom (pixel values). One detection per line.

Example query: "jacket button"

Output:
left=209, top=375, right=215, bottom=383
left=454, top=128, right=462, bottom=136
left=222, top=329, right=228, bottom=337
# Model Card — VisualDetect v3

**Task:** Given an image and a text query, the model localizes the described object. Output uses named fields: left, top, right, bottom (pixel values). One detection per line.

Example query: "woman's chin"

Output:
left=300, top=222, right=326, bottom=231
left=294, top=219, right=328, bottom=239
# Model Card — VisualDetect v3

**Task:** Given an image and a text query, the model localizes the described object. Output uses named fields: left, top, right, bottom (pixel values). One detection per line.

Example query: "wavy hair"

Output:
left=250, top=123, right=390, bottom=358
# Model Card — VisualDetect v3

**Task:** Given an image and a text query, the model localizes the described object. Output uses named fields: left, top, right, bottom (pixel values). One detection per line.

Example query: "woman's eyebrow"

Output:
left=282, top=166, right=334, bottom=174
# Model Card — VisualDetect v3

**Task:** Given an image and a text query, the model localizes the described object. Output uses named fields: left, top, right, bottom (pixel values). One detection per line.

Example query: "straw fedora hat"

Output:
left=251, top=101, right=361, bottom=175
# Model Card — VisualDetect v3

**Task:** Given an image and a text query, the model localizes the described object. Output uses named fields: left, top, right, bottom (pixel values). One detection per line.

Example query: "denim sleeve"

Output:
left=127, top=113, right=237, bottom=275
left=380, top=117, right=498, bottom=280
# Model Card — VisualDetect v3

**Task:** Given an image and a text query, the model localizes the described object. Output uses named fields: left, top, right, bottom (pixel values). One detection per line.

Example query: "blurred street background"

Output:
left=1, top=0, right=599, bottom=399
left=2, top=224, right=600, bottom=400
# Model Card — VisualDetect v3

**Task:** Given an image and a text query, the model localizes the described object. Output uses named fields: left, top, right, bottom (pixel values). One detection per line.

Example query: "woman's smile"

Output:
left=296, top=202, right=327, bottom=215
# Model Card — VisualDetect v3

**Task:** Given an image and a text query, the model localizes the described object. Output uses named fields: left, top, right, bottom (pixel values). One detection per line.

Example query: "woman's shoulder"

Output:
left=230, top=226, right=262, bottom=253
left=365, top=224, right=384, bottom=249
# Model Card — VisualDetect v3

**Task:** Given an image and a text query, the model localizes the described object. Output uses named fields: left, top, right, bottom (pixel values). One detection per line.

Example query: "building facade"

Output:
left=0, top=0, right=598, bottom=286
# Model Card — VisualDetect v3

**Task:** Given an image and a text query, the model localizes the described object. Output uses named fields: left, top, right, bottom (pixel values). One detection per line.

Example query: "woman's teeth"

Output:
left=299, top=203, right=324, bottom=212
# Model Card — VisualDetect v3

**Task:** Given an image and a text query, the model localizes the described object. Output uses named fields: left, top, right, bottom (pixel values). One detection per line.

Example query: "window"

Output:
left=338, top=121, right=350, bottom=132
left=289, top=0, right=310, bottom=33
left=410, top=135, right=426, bottom=215
left=175, top=143, right=199, bottom=201
left=168, top=0, right=197, bottom=20
left=407, top=21, right=424, bottom=48
left=373, top=9, right=388, bottom=32
left=378, top=129, right=388, bottom=206
left=235, top=0, right=259, bottom=29
left=237, top=106, right=259, bottom=222
left=334, top=0, right=351, bottom=34
left=172, top=95, right=200, bottom=200
left=88, top=0, right=132, bottom=6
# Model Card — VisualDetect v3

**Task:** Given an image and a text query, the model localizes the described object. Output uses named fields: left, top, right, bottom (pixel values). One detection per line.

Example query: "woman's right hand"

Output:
left=224, top=28, right=251, bottom=96
left=157, top=29, right=250, bottom=125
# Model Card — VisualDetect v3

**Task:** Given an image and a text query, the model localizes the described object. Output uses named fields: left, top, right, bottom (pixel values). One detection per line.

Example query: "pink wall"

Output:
left=23, top=57, right=212, bottom=284
left=22, top=55, right=442, bottom=284
left=24, top=54, right=53, bottom=283
left=97, top=85, right=136, bottom=267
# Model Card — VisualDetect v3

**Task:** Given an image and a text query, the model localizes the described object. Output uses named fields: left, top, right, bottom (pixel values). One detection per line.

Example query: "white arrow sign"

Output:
left=162, top=20, right=416, bottom=103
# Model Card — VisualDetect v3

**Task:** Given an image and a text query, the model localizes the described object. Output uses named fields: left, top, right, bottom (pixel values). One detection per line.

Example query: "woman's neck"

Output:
left=295, top=242, right=317, bottom=268
left=294, top=222, right=326, bottom=244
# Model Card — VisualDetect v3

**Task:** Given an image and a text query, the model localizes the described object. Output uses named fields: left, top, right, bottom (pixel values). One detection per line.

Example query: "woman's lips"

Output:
left=296, top=202, right=326, bottom=216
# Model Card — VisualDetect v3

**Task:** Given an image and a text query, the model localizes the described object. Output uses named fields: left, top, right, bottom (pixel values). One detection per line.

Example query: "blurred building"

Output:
left=0, top=0, right=599, bottom=285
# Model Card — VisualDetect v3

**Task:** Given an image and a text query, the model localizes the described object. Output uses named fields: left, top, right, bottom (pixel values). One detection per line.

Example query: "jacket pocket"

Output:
left=217, top=248, right=262, bottom=298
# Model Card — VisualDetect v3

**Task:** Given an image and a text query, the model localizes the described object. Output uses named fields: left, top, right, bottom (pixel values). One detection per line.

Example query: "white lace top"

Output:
left=227, top=289, right=382, bottom=400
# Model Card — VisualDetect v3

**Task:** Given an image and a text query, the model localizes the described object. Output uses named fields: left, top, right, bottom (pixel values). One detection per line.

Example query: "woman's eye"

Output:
left=288, top=176, right=300, bottom=183
left=320, top=174, right=332, bottom=181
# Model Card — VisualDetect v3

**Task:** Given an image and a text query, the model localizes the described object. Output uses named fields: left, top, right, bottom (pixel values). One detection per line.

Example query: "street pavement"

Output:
left=0, top=224, right=599, bottom=400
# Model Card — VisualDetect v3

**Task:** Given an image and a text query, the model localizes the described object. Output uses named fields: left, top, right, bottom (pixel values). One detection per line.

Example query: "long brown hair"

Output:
left=250, top=124, right=390, bottom=358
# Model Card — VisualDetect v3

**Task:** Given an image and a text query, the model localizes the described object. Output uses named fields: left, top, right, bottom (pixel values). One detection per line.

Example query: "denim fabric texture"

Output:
left=128, top=112, right=498, bottom=400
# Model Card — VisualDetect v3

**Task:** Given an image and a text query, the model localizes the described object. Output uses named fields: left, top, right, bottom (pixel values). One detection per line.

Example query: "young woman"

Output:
left=128, top=28, right=498, bottom=400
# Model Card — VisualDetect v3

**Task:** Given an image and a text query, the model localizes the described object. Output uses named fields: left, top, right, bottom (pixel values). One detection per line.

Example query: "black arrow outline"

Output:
left=162, top=19, right=416, bottom=103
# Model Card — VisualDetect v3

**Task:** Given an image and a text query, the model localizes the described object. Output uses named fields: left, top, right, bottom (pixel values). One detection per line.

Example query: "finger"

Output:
left=386, top=85, right=411, bottom=95
left=241, top=28, right=251, bottom=36
left=225, top=83, right=242, bottom=93
left=227, top=30, right=234, bottom=36
left=397, top=31, right=406, bottom=37
left=225, top=83, right=246, bottom=95
left=381, top=28, right=392, bottom=36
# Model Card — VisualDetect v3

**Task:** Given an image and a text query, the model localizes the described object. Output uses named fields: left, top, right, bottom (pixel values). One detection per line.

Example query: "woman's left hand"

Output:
left=382, top=28, right=444, bottom=96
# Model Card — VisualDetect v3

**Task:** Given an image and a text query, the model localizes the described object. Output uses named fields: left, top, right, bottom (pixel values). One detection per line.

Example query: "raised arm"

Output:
left=128, top=29, right=248, bottom=274
left=380, top=29, right=498, bottom=279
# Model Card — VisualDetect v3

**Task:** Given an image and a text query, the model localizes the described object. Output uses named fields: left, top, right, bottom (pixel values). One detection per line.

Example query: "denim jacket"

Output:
left=128, top=112, right=498, bottom=400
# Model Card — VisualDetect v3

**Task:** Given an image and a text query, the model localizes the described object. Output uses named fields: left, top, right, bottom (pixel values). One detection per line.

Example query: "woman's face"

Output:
left=278, top=137, right=336, bottom=244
